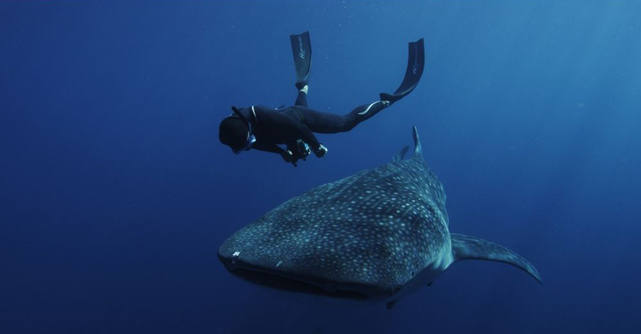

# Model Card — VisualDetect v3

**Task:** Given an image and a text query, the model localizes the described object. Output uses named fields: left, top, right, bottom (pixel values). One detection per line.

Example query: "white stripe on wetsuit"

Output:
left=251, top=106, right=258, bottom=122
left=358, top=101, right=380, bottom=116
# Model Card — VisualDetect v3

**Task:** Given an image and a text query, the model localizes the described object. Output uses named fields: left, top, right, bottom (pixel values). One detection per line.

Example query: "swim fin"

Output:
left=290, top=31, right=312, bottom=86
left=380, top=38, right=424, bottom=104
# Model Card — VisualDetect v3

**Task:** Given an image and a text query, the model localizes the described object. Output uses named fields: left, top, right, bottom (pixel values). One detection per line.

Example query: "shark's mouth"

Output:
left=230, top=268, right=370, bottom=301
left=218, top=254, right=371, bottom=301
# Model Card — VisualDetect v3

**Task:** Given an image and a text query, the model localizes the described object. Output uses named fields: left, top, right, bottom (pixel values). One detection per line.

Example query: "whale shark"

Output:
left=218, top=126, right=540, bottom=309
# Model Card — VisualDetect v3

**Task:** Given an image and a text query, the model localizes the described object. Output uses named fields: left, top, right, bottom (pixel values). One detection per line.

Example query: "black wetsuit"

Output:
left=233, top=90, right=387, bottom=160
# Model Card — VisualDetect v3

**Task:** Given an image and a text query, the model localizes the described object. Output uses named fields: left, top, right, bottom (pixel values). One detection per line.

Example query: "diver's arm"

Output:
left=253, top=142, right=295, bottom=163
left=252, top=106, right=321, bottom=152
left=253, top=142, right=285, bottom=155
left=270, top=113, right=321, bottom=151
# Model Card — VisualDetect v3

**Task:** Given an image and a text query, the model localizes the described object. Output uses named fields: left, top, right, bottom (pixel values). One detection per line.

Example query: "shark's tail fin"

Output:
left=450, top=233, right=542, bottom=284
left=412, top=126, right=422, bottom=158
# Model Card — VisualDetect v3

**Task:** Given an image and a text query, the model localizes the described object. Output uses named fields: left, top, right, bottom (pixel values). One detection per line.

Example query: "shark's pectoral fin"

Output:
left=450, top=233, right=542, bottom=284
left=392, top=146, right=409, bottom=162
left=386, top=300, right=399, bottom=310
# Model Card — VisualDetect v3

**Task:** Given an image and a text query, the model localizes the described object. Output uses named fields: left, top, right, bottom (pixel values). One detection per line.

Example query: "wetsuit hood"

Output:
left=219, top=116, right=251, bottom=152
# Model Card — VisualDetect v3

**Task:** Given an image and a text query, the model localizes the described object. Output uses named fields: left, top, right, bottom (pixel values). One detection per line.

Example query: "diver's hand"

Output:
left=314, top=144, right=328, bottom=158
left=281, top=150, right=294, bottom=163
left=282, top=150, right=300, bottom=167
left=296, top=139, right=311, bottom=159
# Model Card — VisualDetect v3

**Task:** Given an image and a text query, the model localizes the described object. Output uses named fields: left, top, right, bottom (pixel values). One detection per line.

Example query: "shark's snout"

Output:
left=217, top=249, right=373, bottom=301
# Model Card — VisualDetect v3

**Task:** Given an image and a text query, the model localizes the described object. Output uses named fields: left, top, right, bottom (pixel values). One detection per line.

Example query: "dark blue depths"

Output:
left=1, top=1, right=640, bottom=334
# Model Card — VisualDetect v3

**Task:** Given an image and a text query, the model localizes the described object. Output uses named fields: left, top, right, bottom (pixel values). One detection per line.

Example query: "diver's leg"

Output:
left=297, top=101, right=389, bottom=134
left=294, top=84, right=309, bottom=107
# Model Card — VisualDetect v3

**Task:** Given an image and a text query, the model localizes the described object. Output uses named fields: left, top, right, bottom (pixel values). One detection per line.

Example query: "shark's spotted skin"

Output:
left=219, top=127, right=540, bottom=306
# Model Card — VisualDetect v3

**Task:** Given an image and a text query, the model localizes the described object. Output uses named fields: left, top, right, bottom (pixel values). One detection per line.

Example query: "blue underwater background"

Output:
left=2, top=1, right=641, bottom=333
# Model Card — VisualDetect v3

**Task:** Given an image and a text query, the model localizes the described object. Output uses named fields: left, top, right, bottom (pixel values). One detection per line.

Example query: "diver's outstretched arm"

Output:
left=252, top=142, right=297, bottom=165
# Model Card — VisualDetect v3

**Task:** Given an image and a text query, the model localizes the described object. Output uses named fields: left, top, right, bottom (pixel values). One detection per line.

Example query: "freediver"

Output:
left=219, top=31, right=424, bottom=166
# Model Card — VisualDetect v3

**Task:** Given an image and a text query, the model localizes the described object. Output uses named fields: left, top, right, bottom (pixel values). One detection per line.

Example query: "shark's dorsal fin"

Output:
left=412, top=126, right=422, bottom=158
left=450, top=233, right=542, bottom=284
left=392, top=146, right=409, bottom=162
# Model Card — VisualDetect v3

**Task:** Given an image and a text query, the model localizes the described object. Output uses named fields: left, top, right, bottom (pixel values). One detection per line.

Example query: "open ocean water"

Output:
left=2, top=1, right=640, bottom=333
